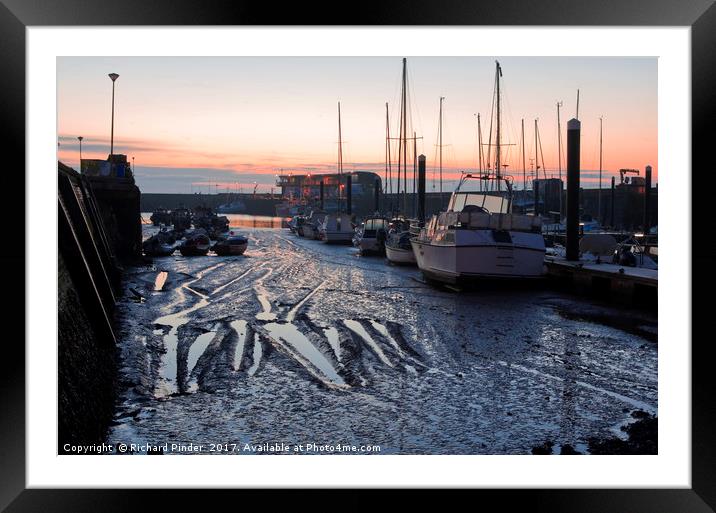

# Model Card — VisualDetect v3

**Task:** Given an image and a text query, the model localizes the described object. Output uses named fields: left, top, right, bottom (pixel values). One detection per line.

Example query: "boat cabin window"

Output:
left=364, top=218, right=388, bottom=230
left=449, top=192, right=509, bottom=214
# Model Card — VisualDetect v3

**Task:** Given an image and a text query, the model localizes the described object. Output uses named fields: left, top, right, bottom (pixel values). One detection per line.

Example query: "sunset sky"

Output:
left=57, top=56, right=657, bottom=193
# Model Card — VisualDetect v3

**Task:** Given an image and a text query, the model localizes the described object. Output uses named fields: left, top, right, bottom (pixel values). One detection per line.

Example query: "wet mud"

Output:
left=108, top=227, right=658, bottom=454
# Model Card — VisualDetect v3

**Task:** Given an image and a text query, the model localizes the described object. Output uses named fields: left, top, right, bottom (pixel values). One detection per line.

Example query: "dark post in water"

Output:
left=346, top=174, right=352, bottom=215
left=319, top=180, right=324, bottom=210
left=643, top=165, right=652, bottom=237
left=417, top=155, right=426, bottom=223
left=566, top=118, right=581, bottom=261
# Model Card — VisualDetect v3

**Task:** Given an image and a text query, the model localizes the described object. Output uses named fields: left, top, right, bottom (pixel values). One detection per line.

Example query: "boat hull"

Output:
left=303, top=225, right=322, bottom=240
left=144, top=244, right=176, bottom=257
left=385, top=244, right=416, bottom=265
left=322, top=231, right=353, bottom=244
left=179, top=245, right=210, bottom=256
left=213, top=243, right=247, bottom=256
left=356, top=237, right=384, bottom=254
left=411, top=234, right=545, bottom=283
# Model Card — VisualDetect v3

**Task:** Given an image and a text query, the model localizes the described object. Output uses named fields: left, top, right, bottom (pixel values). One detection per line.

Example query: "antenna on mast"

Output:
left=576, top=89, right=580, bottom=120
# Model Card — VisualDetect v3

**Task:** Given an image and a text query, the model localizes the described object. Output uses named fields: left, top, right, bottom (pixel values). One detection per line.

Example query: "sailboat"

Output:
left=320, top=101, right=355, bottom=244
left=411, top=61, right=546, bottom=282
left=385, top=58, right=419, bottom=265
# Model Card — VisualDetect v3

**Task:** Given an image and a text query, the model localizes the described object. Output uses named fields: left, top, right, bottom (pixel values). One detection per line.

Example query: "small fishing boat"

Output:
left=150, top=207, right=171, bottom=226
left=319, top=213, right=354, bottom=244
left=353, top=216, right=389, bottom=254
left=178, top=233, right=212, bottom=256
left=171, top=207, right=192, bottom=232
left=385, top=218, right=417, bottom=265
left=212, top=234, right=249, bottom=256
left=142, top=234, right=176, bottom=257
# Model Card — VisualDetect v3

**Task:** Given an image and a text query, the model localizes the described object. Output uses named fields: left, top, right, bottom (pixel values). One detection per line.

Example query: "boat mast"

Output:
left=413, top=131, right=417, bottom=215
left=495, top=60, right=502, bottom=191
left=401, top=57, right=408, bottom=214
left=477, top=113, right=484, bottom=192
left=599, top=116, right=603, bottom=224
left=385, top=102, right=392, bottom=208
left=439, top=96, right=444, bottom=207
left=557, top=101, right=563, bottom=181
left=557, top=100, right=563, bottom=218
left=338, top=101, right=343, bottom=213
left=521, top=118, right=526, bottom=191
left=534, top=119, right=539, bottom=185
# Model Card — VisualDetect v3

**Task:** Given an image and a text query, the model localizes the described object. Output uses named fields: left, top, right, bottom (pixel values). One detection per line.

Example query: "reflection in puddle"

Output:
left=247, top=334, right=262, bottom=376
left=154, top=271, right=168, bottom=291
left=254, top=269, right=277, bottom=321
left=323, top=327, right=341, bottom=361
left=186, top=324, right=219, bottom=392
left=230, top=320, right=248, bottom=371
left=343, top=320, right=393, bottom=367
left=154, top=297, right=208, bottom=396
left=153, top=262, right=222, bottom=397
left=265, top=322, right=345, bottom=385
left=369, top=321, right=403, bottom=357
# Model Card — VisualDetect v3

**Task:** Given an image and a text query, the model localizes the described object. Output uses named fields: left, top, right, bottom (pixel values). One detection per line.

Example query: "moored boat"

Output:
left=212, top=234, right=249, bottom=256
left=319, top=213, right=354, bottom=244
left=385, top=218, right=417, bottom=264
left=353, top=216, right=389, bottom=254
left=178, top=233, right=212, bottom=256
left=411, top=173, right=545, bottom=283
left=302, top=210, right=328, bottom=240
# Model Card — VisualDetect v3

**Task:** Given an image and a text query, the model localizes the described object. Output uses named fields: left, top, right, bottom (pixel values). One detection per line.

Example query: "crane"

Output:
left=619, top=168, right=639, bottom=184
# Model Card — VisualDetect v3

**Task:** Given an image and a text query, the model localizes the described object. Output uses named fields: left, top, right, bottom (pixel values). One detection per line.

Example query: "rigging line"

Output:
left=537, top=121, right=548, bottom=180
left=487, top=81, right=495, bottom=175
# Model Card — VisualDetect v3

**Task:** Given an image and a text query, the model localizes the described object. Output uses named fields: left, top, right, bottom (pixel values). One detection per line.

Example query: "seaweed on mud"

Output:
left=587, top=411, right=658, bottom=455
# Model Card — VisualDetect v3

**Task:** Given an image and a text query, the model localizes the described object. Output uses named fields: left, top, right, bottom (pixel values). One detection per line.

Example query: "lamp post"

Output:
left=108, top=73, right=119, bottom=158
left=77, top=136, right=83, bottom=171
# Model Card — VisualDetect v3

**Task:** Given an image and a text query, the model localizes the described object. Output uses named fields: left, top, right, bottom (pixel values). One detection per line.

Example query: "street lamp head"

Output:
left=108, top=73, right=119, bottom=82
left=77, top=136, right=83, bottom=142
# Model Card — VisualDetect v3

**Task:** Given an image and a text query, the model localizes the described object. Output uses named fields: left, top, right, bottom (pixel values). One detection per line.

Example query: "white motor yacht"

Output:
left=411, top=173, right=545, bottom=283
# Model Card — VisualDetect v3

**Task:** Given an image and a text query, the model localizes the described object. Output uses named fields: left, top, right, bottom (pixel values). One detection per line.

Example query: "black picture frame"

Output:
left=2, top=0, right=714, bottom=509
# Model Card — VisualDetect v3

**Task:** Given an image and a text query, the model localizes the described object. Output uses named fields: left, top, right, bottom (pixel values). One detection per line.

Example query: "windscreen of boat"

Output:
left=365, top=218, right=388, bottom=231
left=449, top=192, right=509, bottom=214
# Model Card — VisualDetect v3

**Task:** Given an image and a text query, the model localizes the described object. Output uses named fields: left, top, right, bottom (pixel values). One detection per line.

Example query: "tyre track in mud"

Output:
left=149, top=230, right=423, bottom=398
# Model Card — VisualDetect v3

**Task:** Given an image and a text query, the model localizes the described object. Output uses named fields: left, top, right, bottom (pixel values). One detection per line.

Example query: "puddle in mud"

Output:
left=231, top=320, right=248, bottom=371
left=247, top=334, right=262, bottom=376
left=154, top=297, right=208, bottom=396
left=323, top=327, right=341, bottom=361
left=154, top=271, right=168, bottom=291
left=254, top=269, right=277, bottom=321
left=265, top=322, right=345, bottom=385
left=344, top=320, right=393, bottom=367
left=153, top=262, right=222, bottom=396
left=369, top=320, right=403, bottom=357
left=185, top=324, right=219, bottom=392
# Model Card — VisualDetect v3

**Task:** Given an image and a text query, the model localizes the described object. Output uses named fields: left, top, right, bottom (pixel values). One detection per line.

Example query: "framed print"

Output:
left=3, top=0, right=715, bottom=510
